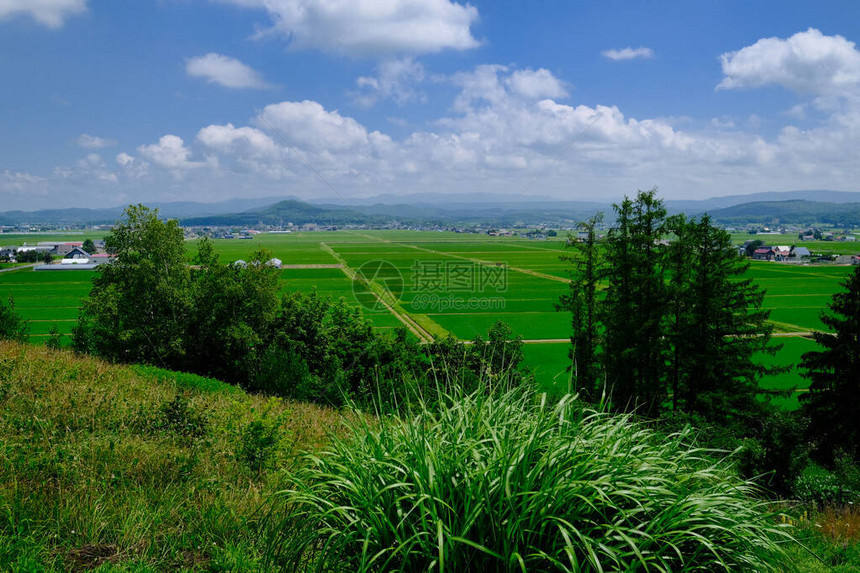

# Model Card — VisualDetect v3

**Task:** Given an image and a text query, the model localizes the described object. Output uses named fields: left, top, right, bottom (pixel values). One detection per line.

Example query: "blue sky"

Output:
left=2, top=0, right=860, bottom=210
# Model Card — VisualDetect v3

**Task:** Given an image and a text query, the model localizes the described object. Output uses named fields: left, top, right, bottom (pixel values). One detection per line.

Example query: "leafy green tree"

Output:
left=471, top=320, right=524, bottom=381
left=601, top=189, right=668, bottom=413
left=426, top=333, right=481, bottom=389
left=73, top=205, right=191, bottom=367
left=665, top=214, right=779, bottom=425
left=15, top=249, right=41, bottom=263
left=744, top=239, right=765, bottom=258
left=82, top=238, right=96, bottom=254
left=42, top=250, right=53, bottom=265
left=557, top=213, right=604, bottom=398
left=185, top=239, right=281, bottom=382
left=800, top=264, right=860, bottom=464
left=0, top=296, right=28, bottom=342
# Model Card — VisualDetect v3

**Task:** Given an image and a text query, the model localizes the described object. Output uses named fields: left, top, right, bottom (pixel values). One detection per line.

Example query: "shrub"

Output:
left=266, top=386, right=795, bottom=572
left=159, top=394, right=208, bottom=439
left=239, top=408, right=288, bottom=474
left=793, top=457, right=860, bottom=506
left=246, top=347, right=313, bottom=399
left=45, top=324, right=63, bottom=350
left=0, top=296, right=27, bottom=343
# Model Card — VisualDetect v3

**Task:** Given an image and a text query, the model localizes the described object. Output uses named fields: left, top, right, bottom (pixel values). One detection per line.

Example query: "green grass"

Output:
left=757, top=336, right=819, bottom=410
left=0, top=232, right=107, bottom=246
left=0, top=268, right=93, bottom=335
left=0, top=341, right=346, bottom=571
left=1, top=340, right=855, bottom=572
left=521, top=342, right=572, bottom=394
left=268, top=384, right=798, bottom=572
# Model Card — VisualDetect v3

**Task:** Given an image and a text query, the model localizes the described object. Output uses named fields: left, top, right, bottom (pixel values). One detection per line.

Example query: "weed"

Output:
left=267, top=384, right=797, bottom=572
left=159, top=395, right=208, bottom=439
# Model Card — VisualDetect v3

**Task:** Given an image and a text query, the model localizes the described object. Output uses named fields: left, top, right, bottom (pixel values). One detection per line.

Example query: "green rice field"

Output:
left=1, top=230, right=855, bottom=409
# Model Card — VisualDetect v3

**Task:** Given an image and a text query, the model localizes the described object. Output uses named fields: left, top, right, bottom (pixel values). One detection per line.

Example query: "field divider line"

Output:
left=319, top=242, right=438, bottom=344
left=0, top=263, right=38, bottom=273
left=280, top=264, right=343, bottom=269
left=771, top=332, right=815, bottom=337
left=392, top=243, right=569, bottom=284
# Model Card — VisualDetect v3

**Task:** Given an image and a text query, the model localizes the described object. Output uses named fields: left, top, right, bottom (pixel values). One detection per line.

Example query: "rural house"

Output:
left=774, top=246, right=791, bottom=261
left=790, top=246, right=811, bottom=259
left=64, top=246, right=90, bottom=260
left=752, top=247, right=775, bottom=261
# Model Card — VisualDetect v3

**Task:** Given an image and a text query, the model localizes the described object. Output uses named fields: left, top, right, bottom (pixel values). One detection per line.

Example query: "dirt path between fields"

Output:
left=0, top=263, right=37, bottom=273
left=280, top=264, right=342, bottom=269
left=319, top=242, right=435, bottom=343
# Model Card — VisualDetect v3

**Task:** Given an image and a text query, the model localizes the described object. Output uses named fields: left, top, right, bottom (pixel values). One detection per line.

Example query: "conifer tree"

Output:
left=601, top=189, right=668, bottom=413
left=800, top=264, right=860, bottom=463
left=666, top=214, right=777, bottom=426
left=558, top=213, right=604, bottom=398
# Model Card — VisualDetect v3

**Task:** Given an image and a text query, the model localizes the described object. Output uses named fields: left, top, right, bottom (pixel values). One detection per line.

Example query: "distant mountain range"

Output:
left=3, top=190, right=860, bottom=227
left=0, top=196, right=280, bottom=226
left=706, top=200, right=860, bottom=226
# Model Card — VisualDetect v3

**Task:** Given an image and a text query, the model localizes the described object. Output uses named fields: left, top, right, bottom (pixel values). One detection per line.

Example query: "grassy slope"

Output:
left=0, top=342, right=856, bottom=571
left=0, top=342, right=345, bottom=572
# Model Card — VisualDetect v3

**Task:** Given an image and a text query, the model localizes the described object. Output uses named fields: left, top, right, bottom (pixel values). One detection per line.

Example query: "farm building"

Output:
left=790, top=246, right=811, bottom=259
left=774, top=246, right=791, bottom=261
left=752, top=247, right=775, bottom=261
left=37, top=242, right=85, bottom=256
left=64, top=247, right=90, bottom=261
left=89, top=253, right=115, bottom=264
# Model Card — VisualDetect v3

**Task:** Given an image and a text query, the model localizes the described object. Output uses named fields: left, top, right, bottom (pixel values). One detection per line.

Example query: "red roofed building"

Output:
left=753, top=247, right=775, bottom=261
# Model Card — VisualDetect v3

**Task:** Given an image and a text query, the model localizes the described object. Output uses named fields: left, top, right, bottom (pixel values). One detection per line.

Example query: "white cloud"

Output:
left=198, top=123, right=279, bottom=156
left=450, top=65, right=567, bottom=111
left=506, top=68, right=568, bottom=99
left=76, top=153, right=118, bottom=182
left=77, top=134, right=116, bottom=149
left=115, top=152, right=149, bottom=178
left=138, top=135, right=201, bottom=170
left=718, top=28, right=860, bottom=95
left=0, top=0, right=86, bottom=29
left=216, top=0, right=480, bottom=56
left=354, top=57, right=426, bottom=106
left=601, top=47, right=654, bottom=61
left=17, top=53, right=860, bottom=210
left=186, top=53, right=270, bottom=89
left=0, top=170, right=44, bottom=194
left=256, top=100, right=370, bottom=151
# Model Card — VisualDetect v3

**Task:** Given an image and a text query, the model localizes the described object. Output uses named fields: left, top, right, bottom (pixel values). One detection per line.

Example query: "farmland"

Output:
left=0, top=230, right=855, bottom=409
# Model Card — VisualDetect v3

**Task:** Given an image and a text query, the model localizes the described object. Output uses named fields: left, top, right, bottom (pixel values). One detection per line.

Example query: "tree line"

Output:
left=68, top=205, right=525, bottom=409
left=559, top=188, right=858, bottom=498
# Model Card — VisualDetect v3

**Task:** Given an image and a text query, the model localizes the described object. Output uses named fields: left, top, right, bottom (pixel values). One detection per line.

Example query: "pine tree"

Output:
left=558, top=213, right=604, bottom=398
left=666, top=214, right=778, bottom=426
left=602, top=189, right=668, bottom=413
left=800, top=264, right=860, bottom=463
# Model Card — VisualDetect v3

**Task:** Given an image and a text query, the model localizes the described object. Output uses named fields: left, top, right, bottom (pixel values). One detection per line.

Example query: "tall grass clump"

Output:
left=267, top=385, right=796, bottom=572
